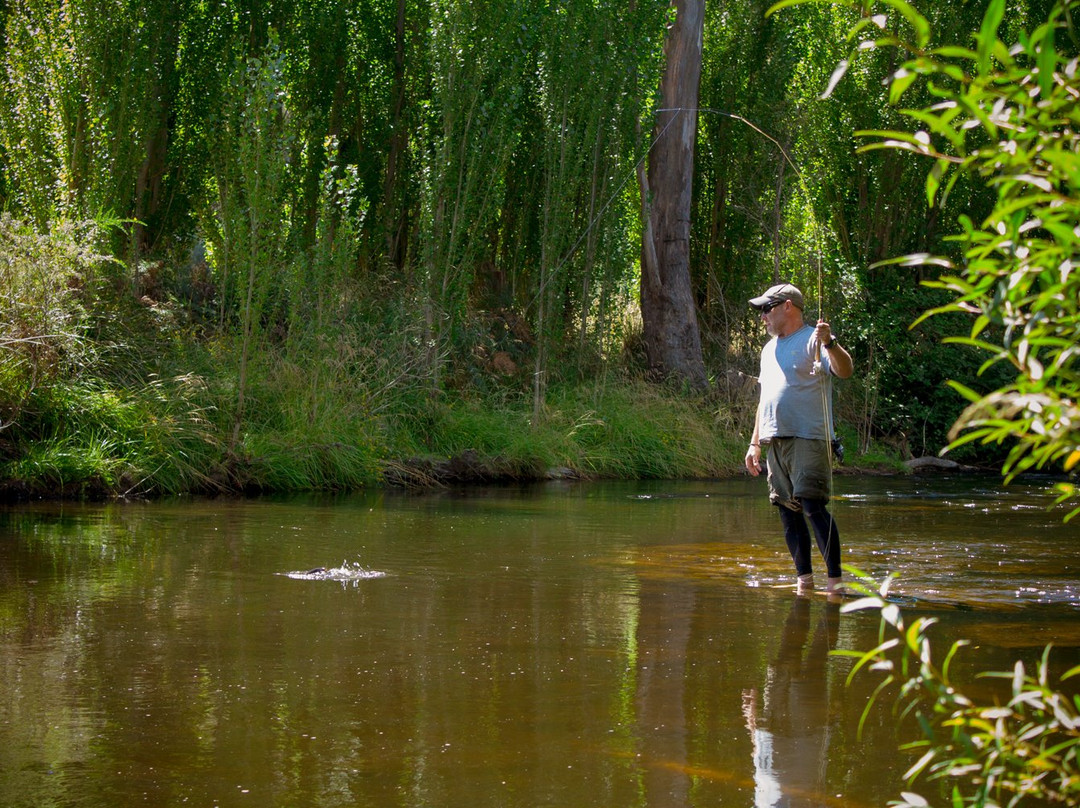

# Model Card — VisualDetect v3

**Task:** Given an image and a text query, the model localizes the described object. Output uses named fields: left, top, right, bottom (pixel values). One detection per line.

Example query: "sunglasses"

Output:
left=760, top=300, right=785, bottom=314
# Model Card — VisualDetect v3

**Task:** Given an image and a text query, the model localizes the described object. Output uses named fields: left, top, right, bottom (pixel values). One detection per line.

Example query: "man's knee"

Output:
left=777, top=505, right=804, bottom=526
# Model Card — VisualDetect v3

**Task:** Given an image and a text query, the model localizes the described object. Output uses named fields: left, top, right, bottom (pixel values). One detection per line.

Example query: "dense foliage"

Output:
left=807, top=0, right=1079, bottom=516
left=0, top=0, right=1071, bottom=494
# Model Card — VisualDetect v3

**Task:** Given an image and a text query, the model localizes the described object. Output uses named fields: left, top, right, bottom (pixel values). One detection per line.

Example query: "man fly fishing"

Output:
left=744, top=283, right=854, bottom=595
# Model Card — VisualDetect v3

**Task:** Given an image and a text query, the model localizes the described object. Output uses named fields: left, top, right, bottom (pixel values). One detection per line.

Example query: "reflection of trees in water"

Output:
left=744, top=597, right=840, bottom=808
left=634, top=577, right=696, bottom=806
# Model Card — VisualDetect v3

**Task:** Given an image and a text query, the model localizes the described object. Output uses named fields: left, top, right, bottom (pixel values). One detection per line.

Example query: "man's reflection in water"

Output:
left=743, top=596, right=841, bottom=807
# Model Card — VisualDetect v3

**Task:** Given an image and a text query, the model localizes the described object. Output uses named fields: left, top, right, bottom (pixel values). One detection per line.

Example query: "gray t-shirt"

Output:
left=757, top=323, right=834, bottom=441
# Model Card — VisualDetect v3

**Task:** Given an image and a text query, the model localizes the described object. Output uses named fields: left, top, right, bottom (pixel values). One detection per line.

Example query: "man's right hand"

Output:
left=745, top=444, right=762, bottom=476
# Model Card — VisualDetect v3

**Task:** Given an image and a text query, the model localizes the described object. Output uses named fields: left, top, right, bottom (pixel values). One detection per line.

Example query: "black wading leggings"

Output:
left=777, top=499, right=841, bottom=578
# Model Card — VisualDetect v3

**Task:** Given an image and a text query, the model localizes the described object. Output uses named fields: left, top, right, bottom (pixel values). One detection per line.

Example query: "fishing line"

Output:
left=529, top=107, right=816, bottom=303
left=690, top=107, right=839, bottom=581
left=648, top=109, right=840, bottom=495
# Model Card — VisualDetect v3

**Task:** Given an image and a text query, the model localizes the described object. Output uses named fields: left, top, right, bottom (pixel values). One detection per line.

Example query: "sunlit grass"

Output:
left=546, top=381, right=738, bottom=478
left=385, top=379, right=746, bottom=481
left=5, top=432, right=128, bottom=494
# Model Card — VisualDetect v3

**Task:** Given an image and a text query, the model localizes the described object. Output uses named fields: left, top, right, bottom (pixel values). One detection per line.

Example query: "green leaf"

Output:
left=1034, top=22, right=1056, bottom=98
left=903, top=752, right=938, bottom=784
left=890, top=68, right=920, bottom=104
left=941, top=640, right=969, bottom=682
left=858, top=675, right=896, bottom=740
left=821, top=59, right=850, bottom=99
left=841, top=595, right=887, bottom=613
left=926, top=158, right=949, bottom=206
left=901, top=108, right=964, bottom=150
left=939, top=165, right=964, bottom=207
left=910, top=303, right=959, bottom=329
left=941, top=336, right=1012, bottom=355
left=954, top=91, right=998, bottom=140
left=977, top=0, right=1006, bottom=75
left=854, top=127, right=918, bottom=141
left=931, top=45, right=978, bottom=60
left=944, top=380, right=983, bottom=404
left=969, top=315, right=991, bottom=339
left=1041, top=221, right=1080, bottom=247
left=844, top=637, right=901, bottom=685
left=946, top=428, right=999, bottom=451
left=870, top=251, right=954, bottom=269
left=991, top=38, right=1015, bottom=70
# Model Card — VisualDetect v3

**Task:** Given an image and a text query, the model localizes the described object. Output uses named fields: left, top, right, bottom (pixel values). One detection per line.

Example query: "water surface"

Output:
left=1, top=475, right=1077, bottom=807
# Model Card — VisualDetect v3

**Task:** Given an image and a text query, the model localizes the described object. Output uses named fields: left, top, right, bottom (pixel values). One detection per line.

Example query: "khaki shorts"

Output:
left=765, top=437, right=832, bottom=510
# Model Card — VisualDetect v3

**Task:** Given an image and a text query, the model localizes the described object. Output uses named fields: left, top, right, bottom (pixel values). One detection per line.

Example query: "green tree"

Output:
left=0, top=0, right=194, bottom=265
left=693, top=1, right=1040, bottom=458
left=199, top=38, right=299, bottom=446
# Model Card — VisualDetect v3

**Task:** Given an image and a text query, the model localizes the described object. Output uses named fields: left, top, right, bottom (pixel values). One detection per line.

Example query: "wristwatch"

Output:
left=823, top=337, right=837, bottom=349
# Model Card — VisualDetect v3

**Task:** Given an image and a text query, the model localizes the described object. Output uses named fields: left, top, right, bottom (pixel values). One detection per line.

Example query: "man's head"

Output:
left=749, top=283, right=804, bottom=337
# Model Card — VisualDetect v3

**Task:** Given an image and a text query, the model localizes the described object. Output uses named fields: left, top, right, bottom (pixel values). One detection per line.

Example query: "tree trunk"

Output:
left=640, top=0, right=708, bottom=392
left=134, top=120, right=169, bottom=257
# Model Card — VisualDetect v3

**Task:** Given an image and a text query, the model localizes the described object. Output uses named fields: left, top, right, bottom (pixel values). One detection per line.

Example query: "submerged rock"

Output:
left=904, top=456, right=977, bottom=473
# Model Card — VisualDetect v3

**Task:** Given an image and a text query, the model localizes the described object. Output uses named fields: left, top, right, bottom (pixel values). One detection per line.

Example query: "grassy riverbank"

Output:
left=0, top=360, right=753, bottom=500
left=0, top=340, right=909, bottom=502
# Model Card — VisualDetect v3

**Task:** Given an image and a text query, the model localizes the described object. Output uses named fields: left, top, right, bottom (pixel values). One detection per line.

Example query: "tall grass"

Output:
left=0, top=375, right=223, bottom=498
left=550, top=381, right=744, bottom=478
left=0, top=309, right=796, bottom=498
left=0, top=216, right=104, bottom=387
left=385, top=378, right=746, bottom=481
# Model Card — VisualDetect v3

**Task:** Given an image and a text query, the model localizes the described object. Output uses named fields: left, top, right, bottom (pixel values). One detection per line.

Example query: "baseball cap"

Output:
left=749, top=283, right=804, bottom=310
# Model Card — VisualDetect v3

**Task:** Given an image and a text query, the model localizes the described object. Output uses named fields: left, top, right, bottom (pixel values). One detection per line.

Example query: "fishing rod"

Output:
left=691, top=108, right=827, bottom=321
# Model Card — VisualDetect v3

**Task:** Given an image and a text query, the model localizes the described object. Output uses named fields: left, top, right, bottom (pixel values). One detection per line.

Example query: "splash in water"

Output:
left=283, top=560, right=387, bottom=586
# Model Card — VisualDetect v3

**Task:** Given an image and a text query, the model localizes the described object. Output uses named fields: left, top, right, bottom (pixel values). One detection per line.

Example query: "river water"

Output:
left=0, top=475, right=1077, bottom=807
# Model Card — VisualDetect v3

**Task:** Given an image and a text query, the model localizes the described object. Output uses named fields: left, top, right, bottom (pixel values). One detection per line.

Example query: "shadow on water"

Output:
left=0, top=474, right=1077, bottom=807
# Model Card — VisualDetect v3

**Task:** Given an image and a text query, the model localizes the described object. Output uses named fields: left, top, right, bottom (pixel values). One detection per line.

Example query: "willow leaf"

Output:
left=976, top=0, right=1006, bottom=75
